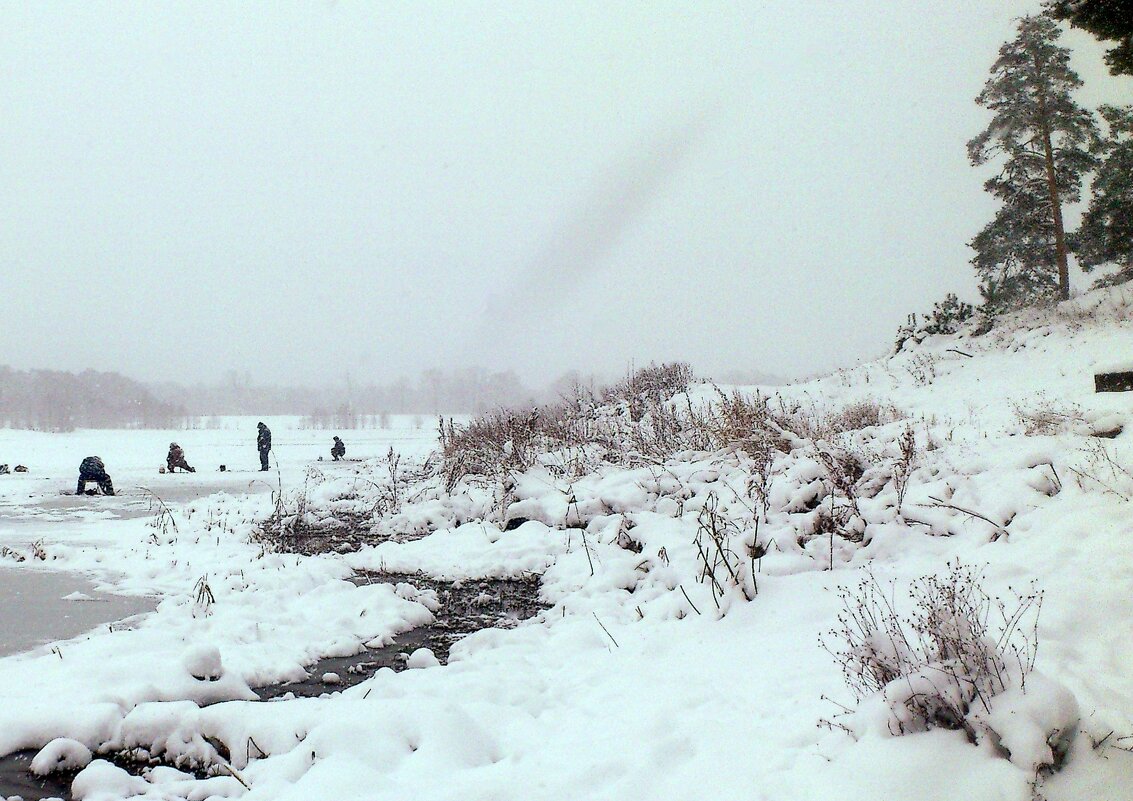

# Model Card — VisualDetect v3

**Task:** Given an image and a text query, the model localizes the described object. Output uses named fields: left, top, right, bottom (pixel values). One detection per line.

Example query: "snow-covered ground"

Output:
left=2, top=288, right=1133, bottom=800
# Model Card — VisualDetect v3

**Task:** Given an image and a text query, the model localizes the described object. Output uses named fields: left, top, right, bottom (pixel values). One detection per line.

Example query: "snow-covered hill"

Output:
left=2, top=285, right=1132, bottom=801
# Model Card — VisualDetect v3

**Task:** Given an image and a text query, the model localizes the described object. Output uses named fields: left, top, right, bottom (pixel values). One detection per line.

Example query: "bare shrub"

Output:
left=440, top=408, right=544, bottom=491
left=1012, top=397, right=1087, bottom=436
left=441, top=365, right=704, bottom=487
left=604, top=362, right=694, bottom=407
left=696, top=389, right=788, bottom=456
left=892, top=425, right=918, bottom=514
left=693, top=493, right=754, bottom=607
left=630, top=398, right=713, bottom=459
left=816, top=447, right=865, bottom=519
left=821, top=563, right=1041, bottom=740
left=826, top=399, right=902, bottom=434
left=1067, top=439, right=1133, bottom=499
left=904, top=353, right=939, bottom=386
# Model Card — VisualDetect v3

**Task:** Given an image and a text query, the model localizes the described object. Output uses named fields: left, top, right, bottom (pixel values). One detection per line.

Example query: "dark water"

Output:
left=255, top=572, right=545, bottom=699
left=0, top=749, right=71, bottom=801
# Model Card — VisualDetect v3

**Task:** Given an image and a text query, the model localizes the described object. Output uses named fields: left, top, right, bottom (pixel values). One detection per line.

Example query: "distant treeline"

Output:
left=0, top=366, right=185, bottom=431
left=149, top=367, right=538, bottom=419
left=0, top=364, right=783, bottom=431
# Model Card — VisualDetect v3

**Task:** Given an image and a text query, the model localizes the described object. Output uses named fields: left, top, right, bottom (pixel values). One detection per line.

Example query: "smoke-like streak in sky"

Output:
left=460, top=108, right=715, bottom=369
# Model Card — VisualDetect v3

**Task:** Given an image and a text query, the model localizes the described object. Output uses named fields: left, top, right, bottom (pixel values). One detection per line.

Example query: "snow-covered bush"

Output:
left=822, top=564, right=1075, bottom=772
left=440, top=366, right=707, bottom=490
left=1011, top=396, right=1088, bottom=436
left=602, top=362, right=695, bottom=414
left=895, top=293, right=976, bottom=351
left=825, top=399, right=898, bottom=434
left=824, top=565, right=1039, bottom=730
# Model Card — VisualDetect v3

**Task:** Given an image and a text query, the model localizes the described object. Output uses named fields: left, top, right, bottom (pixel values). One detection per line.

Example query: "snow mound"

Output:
left=182, top=645, right=223, bottom=681
left=71, top=760, right=148, bottom=800
left=31, top=737, right=93, bottom=775
left=406, top=647, right=440, bottom=669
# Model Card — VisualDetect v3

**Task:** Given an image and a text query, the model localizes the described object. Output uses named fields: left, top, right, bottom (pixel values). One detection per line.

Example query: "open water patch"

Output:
left=0, top=567, right=155, bottom=658
left=255, top=571, right=545, bottom=700
left=0, top=748, right=72, bottom=801
left=0, top=573, right=541, bottom=797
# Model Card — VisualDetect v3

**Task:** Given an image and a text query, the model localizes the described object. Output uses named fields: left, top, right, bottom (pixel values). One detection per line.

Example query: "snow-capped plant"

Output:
left=821, top=563, right=1051, bottom=751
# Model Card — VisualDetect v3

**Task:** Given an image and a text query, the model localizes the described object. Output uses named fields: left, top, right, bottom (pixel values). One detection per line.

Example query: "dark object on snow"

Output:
left=1095, top=371, right=1133, bottom=393
left=1092, top=425, right=1124, bottom=439
left=257, top=422, right=272, bottom=471
left=331, top=436, right=346, bottom=461
left=503, top=516, right=531, bottom=531
left=13, top=465, right=27, bottom=472
left=219, top=464, right=226, bottom=472
left=0, top=465, right=9, bottom=475
left=76, top=456, right=115, bottom=496
left=166, top=442, right=196, bottom=473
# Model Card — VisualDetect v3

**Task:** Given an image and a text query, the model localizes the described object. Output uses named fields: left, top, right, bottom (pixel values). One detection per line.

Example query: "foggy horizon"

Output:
left=2, top=2, right=1125, bottom=389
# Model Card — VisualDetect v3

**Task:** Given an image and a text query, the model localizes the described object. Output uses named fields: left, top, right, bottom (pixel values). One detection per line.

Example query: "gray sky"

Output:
left=0, top=1, right=1124, bottom=387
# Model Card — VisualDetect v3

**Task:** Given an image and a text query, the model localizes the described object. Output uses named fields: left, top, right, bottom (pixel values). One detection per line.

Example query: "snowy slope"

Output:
left=2, top=286, right=1132, bottom=800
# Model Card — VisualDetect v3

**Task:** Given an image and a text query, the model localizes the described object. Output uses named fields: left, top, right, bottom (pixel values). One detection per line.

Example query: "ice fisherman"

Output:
left=331, top=436, right=346, bottom=461
left=166, top=442, right=196, bottom=473
left=76, top=456, right=115, bottom=495
left=257, top=422, right=272, bottom=471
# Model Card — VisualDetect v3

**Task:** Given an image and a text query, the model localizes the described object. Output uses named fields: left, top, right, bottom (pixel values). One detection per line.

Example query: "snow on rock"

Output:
left=70, top=760, right=148, bottom=801
left=182, top=645, right=223, bottom=681
left=30, top=737, right=93, bottom=775
left=406, top=648, right=439, bottom=669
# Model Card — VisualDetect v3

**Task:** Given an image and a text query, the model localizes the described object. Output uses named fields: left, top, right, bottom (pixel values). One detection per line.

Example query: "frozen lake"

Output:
left=0, top=415, right=445, bottom=658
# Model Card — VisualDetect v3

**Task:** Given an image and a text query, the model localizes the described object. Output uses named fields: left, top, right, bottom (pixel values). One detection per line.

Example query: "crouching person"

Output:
left=76, top=456, right=115, bottom=495
left=166, top=442, right=196, bottom=473
left=331, top=436, right=346, bottom=461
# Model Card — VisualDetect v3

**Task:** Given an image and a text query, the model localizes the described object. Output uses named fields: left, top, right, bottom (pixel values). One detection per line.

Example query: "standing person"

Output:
left=256, top=422, right=272, bottom=471
left=331, top=436, right=346, bottom=461
left=76, top=456, right=115, bottom=495
left=166, top=442, right=196, bottom=473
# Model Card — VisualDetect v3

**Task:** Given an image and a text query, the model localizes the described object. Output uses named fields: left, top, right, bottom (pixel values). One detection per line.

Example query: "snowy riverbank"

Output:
left=2, top=289, right=1133, bottom=800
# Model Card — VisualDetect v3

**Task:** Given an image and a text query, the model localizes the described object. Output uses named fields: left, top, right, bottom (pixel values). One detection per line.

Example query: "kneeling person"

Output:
left=331, top=436, right=346, bottom=461
left=76, top=456, right=115, bottom=496
left=167, top=442, right=196, bottom=473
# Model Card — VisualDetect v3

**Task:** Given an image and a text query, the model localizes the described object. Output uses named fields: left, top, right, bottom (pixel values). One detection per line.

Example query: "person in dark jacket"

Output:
left=331, top=436, right=346, bottom=461
left=76, top=456, right=115, bottom=495
left=166, top=442, right=195, bottom=473
left=256, top=422, right=272, bottom=471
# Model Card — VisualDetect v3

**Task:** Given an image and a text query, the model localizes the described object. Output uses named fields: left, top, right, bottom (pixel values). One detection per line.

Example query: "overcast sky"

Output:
left=0, top=1, right=1125, bottom=387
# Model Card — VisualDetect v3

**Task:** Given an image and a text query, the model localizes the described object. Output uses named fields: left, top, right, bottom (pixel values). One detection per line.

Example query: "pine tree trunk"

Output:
left=1036, top=80, right=1071, bottom=301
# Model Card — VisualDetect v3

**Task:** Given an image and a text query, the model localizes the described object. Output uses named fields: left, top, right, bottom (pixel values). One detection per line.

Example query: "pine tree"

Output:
left=1076, top=104, right=1133, bottom=285
left=1046, top=0, right=1133, bottom=76
left=967, top=15, right=1098, bottom=313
